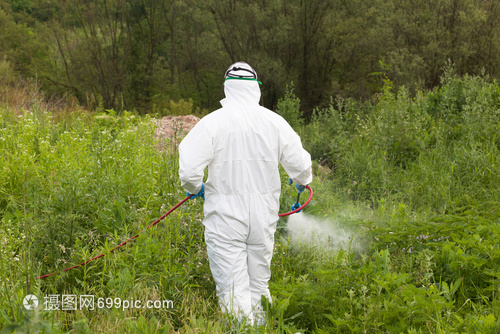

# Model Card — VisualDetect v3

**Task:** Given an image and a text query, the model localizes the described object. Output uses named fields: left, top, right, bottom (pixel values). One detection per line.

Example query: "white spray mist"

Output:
left=286, top=212, right=361, bottom=251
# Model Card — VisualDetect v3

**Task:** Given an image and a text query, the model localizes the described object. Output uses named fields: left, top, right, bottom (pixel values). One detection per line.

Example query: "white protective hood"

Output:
left=221, top=77, right=261, bottom=107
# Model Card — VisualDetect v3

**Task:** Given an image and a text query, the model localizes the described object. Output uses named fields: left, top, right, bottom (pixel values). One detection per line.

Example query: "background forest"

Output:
left=2, top=0, right=500, bottom=114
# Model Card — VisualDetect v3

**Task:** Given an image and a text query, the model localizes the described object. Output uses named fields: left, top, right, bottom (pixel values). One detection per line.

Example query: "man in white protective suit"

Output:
left=178, top=61, right=312, bottom=325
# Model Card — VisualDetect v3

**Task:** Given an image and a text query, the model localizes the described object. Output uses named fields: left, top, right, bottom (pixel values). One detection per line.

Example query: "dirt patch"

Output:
left=154, top=115, right=200, bottom=151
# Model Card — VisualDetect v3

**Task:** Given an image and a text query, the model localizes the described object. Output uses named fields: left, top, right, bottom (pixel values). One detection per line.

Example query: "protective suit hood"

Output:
left=221, top=80, right=261, bottom=107
left=221, top=62, right=261, bottom=107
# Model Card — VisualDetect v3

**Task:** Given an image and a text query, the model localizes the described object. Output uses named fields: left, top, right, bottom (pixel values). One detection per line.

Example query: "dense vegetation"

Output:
left=1, top=0, right=499, bottom=332
left=1, top=69, right=499, bottom=332
left=2, top=0, right=500, bottom=114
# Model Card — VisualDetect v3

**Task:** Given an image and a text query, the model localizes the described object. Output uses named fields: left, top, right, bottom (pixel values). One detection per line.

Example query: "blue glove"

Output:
left=291, top=202, right=301, bottom=212
left=288, top=177, right=306, bottom=193
left=187, top=183, right=205, bottom=201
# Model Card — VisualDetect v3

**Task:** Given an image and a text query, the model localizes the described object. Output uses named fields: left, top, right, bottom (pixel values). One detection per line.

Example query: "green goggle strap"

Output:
left=224, top=77, right=262, bottom=85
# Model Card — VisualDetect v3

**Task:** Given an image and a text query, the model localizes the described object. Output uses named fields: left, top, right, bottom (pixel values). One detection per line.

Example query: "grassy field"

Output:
left=1, top=73, right=499, bottom=333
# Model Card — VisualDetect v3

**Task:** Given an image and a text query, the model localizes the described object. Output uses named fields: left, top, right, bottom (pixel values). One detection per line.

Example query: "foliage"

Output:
left=1, top=72, right=500, bottom=333
left=271, top=73, right=499, bottom=332
left=297, top=72, right=499, bottom=214
left=0, top=106, right=211, bottom=331
left=2, top=0, right=500, bottom=114
left=276, top=83, right=303, bottom=130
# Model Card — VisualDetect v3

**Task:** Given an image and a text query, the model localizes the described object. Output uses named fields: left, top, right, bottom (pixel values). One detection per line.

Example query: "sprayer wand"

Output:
left=296, top=192, right=301, bottom=204
left=288, top=177, right=306, bottom=212
left=293, top=192, right=302, bottom=211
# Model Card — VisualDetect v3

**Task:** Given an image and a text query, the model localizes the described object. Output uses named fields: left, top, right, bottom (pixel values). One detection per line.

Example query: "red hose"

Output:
left=36, top=185, right=313, bottom=279
left=36, top=195, right=193, bottom=279
left=278, top=185, right=313, bottom=217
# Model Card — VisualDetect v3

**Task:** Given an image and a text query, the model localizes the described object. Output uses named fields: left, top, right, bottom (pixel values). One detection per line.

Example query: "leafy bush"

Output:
left=266, top=73, right=500, bottom=333
left=285, top=73, right=500, bottom=213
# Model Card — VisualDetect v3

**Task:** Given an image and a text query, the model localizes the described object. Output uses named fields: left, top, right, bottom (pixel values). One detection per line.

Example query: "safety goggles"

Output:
left=224, top=66, right=262, bottom=85
left=224, top=77, right=262, bottom=85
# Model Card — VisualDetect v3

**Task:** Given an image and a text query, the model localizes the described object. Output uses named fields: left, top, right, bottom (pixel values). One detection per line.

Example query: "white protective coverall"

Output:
left=178, top=62, right=312, bottom=324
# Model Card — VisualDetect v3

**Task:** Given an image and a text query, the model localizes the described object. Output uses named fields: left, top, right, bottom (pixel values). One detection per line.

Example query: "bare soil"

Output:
left=154, top=115, right=200, bottom=151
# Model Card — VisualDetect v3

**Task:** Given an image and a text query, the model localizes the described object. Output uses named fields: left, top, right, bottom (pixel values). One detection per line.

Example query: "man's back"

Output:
left=179, top=79, right=311, bottom=201
left=200, top=104, right=283, bottom=197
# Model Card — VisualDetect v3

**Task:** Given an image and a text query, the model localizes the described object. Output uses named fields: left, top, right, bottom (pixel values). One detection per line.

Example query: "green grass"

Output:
left=1, top=72, right=500, bottom=333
